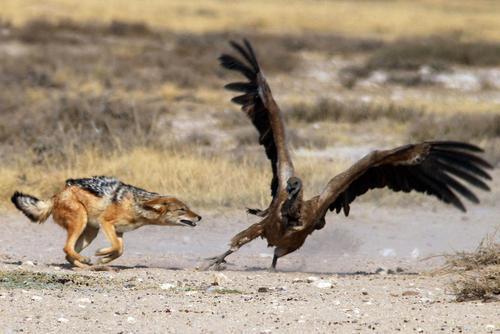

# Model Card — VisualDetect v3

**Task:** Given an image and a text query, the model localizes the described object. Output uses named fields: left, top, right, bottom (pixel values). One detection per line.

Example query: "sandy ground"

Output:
left=0, top=204, right=499, bottom=333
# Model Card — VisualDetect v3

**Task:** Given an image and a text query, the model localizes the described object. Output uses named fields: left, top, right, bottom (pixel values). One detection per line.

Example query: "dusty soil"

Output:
left=1, top=204, right=499, bottom=333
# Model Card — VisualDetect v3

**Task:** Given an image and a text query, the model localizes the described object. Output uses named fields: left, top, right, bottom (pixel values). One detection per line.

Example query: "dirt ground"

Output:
left=1, top=203, right=499, bottom=333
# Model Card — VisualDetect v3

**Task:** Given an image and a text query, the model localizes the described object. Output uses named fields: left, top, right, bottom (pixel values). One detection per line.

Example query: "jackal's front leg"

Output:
left=96, top=221, right=124, bottom=264
left=204, top=222, right=264, bottom=270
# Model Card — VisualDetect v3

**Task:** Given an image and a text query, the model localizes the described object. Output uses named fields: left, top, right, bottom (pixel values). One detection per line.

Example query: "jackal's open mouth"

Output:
left=180, top=219, right=197, bottom=227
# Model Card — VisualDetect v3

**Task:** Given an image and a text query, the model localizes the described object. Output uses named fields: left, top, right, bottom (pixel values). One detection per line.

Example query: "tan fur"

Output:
left=13, top=185, right=201, bottom=268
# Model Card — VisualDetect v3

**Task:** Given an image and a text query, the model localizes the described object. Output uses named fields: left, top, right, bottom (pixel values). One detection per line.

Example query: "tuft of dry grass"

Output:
left=441, top=233, right=500, bottom=302
left=449, top=266, right=499, bottom=302
left=444, top=234, right=499, bottom=272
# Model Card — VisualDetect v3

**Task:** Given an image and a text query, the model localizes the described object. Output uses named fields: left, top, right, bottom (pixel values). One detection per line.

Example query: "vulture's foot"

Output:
left=203, top=250, right=233, bottom=270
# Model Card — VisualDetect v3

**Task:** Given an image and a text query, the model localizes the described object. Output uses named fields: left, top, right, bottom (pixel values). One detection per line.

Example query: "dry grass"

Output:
left=0, top=9, right=499, bottom=213
left=288, top=98, right=422, bottom=124
left=438, top=232, right=500, bottom=302
left=0, top=147, right=343, bottom=211
left=2, top=0, right=500, bottom=40
left=366, top=34, right=500, bottom=70
left=443, top=233, right=500, bottom=272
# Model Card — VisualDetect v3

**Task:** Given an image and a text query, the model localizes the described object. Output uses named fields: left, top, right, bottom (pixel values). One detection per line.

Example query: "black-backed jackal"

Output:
left=11, top=176, right=201, bottom=268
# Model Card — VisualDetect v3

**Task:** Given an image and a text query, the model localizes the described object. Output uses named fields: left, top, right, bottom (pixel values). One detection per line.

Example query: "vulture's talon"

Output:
left=203, top=255, right=228, bottom=270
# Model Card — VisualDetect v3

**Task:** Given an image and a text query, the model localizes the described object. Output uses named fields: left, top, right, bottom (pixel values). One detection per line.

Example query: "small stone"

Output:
left=206, top=286, right=223, bottom=293
left=23, top=261, right=35, bottom=266
left=160, top=283, right=176, bottom=290
left=77, top=297, right=91, bottom=304
left=313, top=280, right=333, bottom=289
left=292, top=278, right=305, bottom=283
left=57, top=317, right=69, bottom=323
left=127, top=316, right=136, bottom=324
left=212, top=273, right=231, bottom=286
left=31, top=295, right=42, bottom=301
left=258, top=287, right=269, bottom=293
left=306, top=276, right=319, bottom=283
left=402, top=291, right=420, bottom=297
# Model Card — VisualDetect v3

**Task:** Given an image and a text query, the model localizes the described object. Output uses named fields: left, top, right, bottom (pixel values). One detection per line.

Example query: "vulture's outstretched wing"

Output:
left=220, top=39, right=294, bottom=199
left=317, top=141, right=492, bottom=217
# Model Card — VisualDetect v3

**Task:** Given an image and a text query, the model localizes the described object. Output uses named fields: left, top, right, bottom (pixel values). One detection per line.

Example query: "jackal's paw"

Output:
left=95, top=247, right=117, bottom=256
left=97, top=256, right=117, bottom=265
left=66, top=255, right=91, bottom=268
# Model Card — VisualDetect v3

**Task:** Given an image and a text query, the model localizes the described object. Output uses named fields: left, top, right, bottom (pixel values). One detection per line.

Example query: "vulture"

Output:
left=206, top=39, right=493, bottom=270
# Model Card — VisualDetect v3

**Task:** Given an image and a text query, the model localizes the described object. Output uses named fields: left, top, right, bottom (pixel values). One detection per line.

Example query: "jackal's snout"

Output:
left=179, top=210, right=202, bottom=227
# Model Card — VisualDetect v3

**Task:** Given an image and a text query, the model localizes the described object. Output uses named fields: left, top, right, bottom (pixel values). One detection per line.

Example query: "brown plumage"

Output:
left=206, top=40, right=493, bottom=271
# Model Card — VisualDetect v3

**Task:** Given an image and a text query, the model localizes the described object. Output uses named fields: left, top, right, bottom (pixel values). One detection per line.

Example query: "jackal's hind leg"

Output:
left=75, top=226, right=99, bottom=253
left=58, top=205, right=91, bottom=268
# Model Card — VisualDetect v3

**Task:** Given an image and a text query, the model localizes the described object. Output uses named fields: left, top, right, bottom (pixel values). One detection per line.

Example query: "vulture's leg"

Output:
left=269, top=247, right=291, bottom=272
left=205, top=222, right=264, bottom=270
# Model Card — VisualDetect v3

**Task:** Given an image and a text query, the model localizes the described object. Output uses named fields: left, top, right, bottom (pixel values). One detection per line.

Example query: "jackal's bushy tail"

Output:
left=11, top=192, right=53, bottom=223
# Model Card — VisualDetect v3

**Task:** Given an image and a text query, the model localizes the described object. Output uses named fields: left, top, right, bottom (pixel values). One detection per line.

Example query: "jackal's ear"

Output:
left=142, top=199, right=166, bottom=213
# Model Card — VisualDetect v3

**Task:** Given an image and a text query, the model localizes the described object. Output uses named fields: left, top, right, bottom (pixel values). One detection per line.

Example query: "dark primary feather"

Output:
left=328, top=141, right=492, bottom=215
left=220, top=39, right=279, bottom=197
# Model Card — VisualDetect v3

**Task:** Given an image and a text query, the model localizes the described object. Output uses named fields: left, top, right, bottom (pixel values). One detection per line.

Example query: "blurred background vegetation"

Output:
left=0, top=0, right=499, bottom=209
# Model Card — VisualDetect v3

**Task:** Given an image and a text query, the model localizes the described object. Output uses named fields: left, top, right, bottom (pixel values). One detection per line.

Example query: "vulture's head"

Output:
left=286, top=177, right=302, bottom=200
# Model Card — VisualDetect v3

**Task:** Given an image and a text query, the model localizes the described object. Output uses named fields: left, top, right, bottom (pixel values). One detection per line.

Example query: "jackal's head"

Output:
left=141, top=197, right=201, bottom=227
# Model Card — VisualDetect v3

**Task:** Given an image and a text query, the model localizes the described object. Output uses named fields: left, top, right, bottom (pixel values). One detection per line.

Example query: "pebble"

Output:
left=306, top=276, right=319, bottom=283
left=402, top=291, right=420, bottom=297
left=258, top=287, right=269, bottom=293
left=57, top=317, right=69, bottom=323
left=160, top=283, right=176, bottom=290
left=212, top=273, right=231, bottom=286
left=31, top=295, right=42, bottom=301
left=206, top=286, right=223, bottom=293
left=127, top=316, right=136, bottom=324
left=23, top=261, right=35, bottom=266
left=313, top=280, right=333, bottom=289
left=77, top=297, right=91, bottom=304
